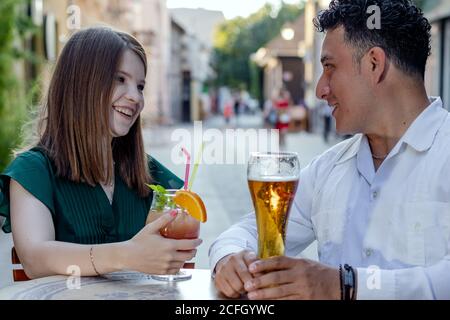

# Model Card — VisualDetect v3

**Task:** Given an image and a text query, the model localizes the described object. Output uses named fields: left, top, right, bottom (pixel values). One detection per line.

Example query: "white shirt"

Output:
left=209, top=97, right=450, bottom=300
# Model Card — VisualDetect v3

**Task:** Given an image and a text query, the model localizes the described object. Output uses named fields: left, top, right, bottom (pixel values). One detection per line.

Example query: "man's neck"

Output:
left=365, top=86, right=430, bottom=165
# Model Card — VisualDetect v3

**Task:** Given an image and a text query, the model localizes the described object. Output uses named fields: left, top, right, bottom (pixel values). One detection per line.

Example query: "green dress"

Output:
left=0, top=147, right=183, bottom=244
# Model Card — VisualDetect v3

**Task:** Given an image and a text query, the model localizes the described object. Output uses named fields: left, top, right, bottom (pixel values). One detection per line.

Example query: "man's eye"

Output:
left=138, top=85, right=145, bottom=91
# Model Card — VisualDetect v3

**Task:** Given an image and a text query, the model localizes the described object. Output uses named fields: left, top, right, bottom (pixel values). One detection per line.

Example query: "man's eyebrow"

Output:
left=117, top=70, right=146, bottom=84
left=320, top=55, right=334, bottom=64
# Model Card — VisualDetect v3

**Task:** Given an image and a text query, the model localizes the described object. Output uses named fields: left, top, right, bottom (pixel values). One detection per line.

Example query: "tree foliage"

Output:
left=0, top=0, right=39, bottom=171
left=212, top=2, right=303, bottom=95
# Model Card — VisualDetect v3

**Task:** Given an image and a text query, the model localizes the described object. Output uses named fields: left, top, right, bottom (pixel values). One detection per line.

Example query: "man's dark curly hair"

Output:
left=313, top=0, right=431, bottom=79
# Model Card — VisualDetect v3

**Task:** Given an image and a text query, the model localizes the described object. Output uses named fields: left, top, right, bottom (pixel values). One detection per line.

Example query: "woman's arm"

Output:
left=10, top=179, right=201, bottom=279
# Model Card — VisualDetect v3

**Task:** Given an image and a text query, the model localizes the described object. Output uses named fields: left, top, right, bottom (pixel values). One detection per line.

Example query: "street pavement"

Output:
left=0, top=113, right=338, bottom=288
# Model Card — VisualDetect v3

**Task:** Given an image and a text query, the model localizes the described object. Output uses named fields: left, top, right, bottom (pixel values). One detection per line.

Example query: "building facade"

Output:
left=252, top=13, right=306, bottom=105
left=169, top=18, right=188, bottom=123
left=170, top=8, right=225, bottom=121
left=425, top=1, right=450, bottom=108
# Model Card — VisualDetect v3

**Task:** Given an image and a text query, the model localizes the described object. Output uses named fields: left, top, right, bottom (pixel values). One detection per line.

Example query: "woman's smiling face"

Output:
left=109, top=49, right=146, bottom=138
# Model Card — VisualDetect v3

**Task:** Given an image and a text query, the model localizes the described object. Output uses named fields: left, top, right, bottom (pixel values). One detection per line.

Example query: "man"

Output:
left=209, top=0, right=450, bottom=299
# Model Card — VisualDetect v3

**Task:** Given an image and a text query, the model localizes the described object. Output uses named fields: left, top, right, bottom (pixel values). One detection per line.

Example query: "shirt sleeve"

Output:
left=357, top=255, right=450, bottom=300
left=148, top=156, right=184, bottom=190
left=0, top=150, right=55, bottom=233
left=208, top=212, right=259, bottom=272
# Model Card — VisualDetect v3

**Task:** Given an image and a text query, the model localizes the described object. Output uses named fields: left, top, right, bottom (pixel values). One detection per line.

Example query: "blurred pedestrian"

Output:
left=275, top=89, right=292, bottom=146
left=223, top=101, right=233, bottom=125
left=263, top=90, right=278, bottom=128
left=320, top=101, right=333, bottom=143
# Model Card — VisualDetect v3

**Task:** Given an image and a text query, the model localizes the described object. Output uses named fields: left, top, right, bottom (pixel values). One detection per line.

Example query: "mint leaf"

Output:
left=147, top=184, right=167, bottom=194
left=147, top=184, right=171, bottom=211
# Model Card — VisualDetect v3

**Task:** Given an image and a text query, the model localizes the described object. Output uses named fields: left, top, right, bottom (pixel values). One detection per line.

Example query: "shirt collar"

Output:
left=335, top=134, right=363, bottom=165
left=399, top=97, right=447, bottom=152
left=335, top=97, right=447, bottom=165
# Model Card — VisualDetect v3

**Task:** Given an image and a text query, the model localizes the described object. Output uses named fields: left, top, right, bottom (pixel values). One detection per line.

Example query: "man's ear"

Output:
left=365, top=47, right=388, bottom=84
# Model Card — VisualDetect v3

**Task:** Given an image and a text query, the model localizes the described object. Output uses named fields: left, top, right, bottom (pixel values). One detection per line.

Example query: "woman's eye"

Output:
left=116, top=76, right=125, bottom=83
left=138, top=85, right=145, bottom=92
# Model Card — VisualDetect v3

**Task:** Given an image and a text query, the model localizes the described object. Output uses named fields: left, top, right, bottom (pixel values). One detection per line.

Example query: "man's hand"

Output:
left=214, top=250, right=258, bottom=298
left=244, top=257, right=340, bottom=300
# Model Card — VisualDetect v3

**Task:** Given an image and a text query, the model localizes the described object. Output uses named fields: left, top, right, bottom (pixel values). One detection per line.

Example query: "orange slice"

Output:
left=174, top=190, right=207, bottom=222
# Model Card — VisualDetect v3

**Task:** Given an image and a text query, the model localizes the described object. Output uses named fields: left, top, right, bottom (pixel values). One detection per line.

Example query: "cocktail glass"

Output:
left=146, top=189, right=200, bottom=281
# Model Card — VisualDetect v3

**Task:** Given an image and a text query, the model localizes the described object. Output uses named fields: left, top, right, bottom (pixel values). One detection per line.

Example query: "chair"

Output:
left=11, top=246, right=194, bottom=282
left=11, top=247, right=29, bottom=281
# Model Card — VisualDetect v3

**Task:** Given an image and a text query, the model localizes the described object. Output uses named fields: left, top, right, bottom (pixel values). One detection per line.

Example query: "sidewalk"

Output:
left=0, top=115, right=337, bottom=288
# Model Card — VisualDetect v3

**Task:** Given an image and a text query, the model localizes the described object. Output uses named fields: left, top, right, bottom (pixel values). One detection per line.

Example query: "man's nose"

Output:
left=316, top=75, right=331, bottom=100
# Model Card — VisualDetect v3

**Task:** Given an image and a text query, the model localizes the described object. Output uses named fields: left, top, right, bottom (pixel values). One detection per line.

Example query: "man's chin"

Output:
left=335, top=126, right=356, bottom=136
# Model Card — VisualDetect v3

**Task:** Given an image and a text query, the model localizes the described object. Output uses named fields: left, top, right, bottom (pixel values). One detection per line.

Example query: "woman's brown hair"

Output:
left=38, top=27, right=151, bottom=197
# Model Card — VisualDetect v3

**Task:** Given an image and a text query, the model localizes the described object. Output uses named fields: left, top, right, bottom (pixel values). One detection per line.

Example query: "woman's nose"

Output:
left=125, top=85, right=140, bottom=103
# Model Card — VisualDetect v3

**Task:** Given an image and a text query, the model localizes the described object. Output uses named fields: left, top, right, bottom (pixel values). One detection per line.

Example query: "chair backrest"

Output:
left=11, top=247, right=30, bottom=281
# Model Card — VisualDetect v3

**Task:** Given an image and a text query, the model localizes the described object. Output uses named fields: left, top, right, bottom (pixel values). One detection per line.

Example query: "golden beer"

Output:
left=248, top=178, right=299, bottom=259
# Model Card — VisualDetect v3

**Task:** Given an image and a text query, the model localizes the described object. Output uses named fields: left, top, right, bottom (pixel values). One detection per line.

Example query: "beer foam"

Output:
left=248, top=175, right=299, bottom=182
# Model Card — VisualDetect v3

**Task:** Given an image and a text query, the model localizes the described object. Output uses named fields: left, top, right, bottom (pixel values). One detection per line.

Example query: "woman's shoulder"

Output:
left=4, top=147, right=51, bottom=174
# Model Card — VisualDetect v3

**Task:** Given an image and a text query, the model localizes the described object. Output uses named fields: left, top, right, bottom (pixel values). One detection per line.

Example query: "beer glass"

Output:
left=247, top=152, right=300, bottom=259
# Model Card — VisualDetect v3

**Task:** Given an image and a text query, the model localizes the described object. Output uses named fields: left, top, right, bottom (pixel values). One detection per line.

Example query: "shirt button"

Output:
left=415, top=222, right=421, bottom=231
left=365, top=248, right=373, bottom=257
left=371, top=191, right=378, bottom=200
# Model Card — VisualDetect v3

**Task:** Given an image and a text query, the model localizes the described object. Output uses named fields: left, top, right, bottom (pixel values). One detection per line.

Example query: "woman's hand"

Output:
left=121, top=212, right=203, bottom=275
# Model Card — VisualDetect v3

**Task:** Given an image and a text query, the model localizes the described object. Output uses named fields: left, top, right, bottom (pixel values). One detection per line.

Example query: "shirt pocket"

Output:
left=400, top=202, right=450, bottom=266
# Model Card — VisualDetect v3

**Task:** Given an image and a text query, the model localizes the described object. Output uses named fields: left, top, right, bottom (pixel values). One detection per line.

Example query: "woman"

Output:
left=0, top=27, right=201, bottom=279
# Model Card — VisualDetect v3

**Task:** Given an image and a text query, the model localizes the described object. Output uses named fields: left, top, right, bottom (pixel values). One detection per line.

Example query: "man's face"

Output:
left=315, top=27, right=373, bottom=135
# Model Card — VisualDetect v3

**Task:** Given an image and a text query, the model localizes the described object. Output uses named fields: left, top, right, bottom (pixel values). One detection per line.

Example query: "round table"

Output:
left=0, top=269, right=223, bottom=300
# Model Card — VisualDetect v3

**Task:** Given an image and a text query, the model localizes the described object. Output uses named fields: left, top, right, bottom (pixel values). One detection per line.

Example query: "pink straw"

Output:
left=181, top=147, right=191, bottom=190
